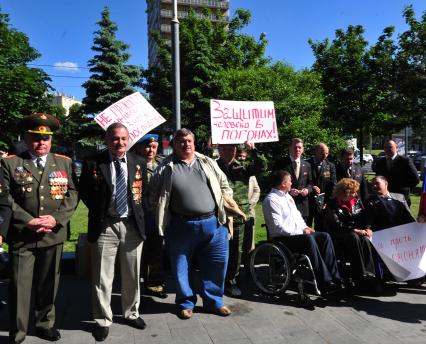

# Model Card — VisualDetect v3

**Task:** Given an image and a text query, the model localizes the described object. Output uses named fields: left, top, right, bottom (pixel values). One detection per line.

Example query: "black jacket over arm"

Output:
left=0, top=168, right=11, bottom=238
left=79, top=151, right=147, bottom=243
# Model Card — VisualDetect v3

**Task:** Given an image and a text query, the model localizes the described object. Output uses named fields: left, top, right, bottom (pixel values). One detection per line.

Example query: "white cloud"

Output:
left=53, top=61, right=80, bottom=73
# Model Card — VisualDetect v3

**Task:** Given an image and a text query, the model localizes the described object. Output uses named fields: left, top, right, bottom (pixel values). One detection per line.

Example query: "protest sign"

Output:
left=210, top=99, right=279, bottom=144
left=370, top=222, right=426, bottom=281
left=94, top=92, right=166, bottom=149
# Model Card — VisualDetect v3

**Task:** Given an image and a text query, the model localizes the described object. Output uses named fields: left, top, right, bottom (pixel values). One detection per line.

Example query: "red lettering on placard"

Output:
left=96, top=112, right=112, bottom=127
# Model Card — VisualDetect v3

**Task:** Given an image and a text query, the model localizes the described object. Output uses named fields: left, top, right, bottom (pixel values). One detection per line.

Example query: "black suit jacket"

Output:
left=0, top=168, right=11, bottom=238
left=79, top=151, right=147, bottom=243
left=273, top=156, right=312, bottom=217
left=335, top=162, right=369, bottom=203
left=307, top=157, right=336, bottom=203
left=365, top=193, right=415, bottom=231
left=372, top=155, right=419, bottom=204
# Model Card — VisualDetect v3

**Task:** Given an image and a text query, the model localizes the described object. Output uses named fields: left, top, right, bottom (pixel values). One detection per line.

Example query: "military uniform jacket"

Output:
left=307, top=157, right=336, bottom=204
left=0, top=168, right=12, bottom=238
left=335, top=162, right=369, bottom=203
left=273, top=156, right=313, bottom=217
left=1, top=151, right=78, bottom=248
left=79, top=151, right=147, bottom=243
left=372, top=155, right=419, bottom=201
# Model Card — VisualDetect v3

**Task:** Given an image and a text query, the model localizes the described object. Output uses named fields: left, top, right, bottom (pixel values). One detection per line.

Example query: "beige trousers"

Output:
left=91, top=217, right=143, bottom=327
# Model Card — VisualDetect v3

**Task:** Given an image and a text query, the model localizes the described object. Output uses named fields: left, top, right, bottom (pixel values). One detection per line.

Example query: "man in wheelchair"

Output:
left=262, top=170, right=344, bottom=293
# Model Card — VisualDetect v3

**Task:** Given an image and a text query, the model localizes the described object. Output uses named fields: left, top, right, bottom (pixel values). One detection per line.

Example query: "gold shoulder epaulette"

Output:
left=3, top=154, right=16, bottom=159
left=54, top=153, right=71, bottom=160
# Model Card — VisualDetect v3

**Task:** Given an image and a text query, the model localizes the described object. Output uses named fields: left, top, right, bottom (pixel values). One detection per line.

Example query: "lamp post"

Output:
left=172, top=0, right=181, bottom=130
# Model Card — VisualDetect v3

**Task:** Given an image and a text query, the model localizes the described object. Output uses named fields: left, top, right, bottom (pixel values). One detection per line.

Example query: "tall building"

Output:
left=49, top=93, right=82, bottom=116
left=146, top=0, right=230, bottom=66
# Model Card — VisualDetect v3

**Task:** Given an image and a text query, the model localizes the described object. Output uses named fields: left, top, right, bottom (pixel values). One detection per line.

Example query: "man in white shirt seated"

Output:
left=263, top=170, right=343, bottom=292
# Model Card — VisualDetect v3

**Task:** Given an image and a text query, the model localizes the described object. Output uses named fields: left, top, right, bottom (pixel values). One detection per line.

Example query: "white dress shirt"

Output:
left=29, top=152, right=48, bottom=168
left=262, top=188, right=307, bottom=238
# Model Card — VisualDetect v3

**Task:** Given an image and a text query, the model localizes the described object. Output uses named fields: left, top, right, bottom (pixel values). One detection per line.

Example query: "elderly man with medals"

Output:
left=2, top=113, right=78, bottom=344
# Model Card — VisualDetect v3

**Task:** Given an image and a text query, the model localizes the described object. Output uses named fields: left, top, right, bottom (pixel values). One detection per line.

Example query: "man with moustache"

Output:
left=149, top=128, right=236, bottom=319
left=2, top=113, right=78, bottom=344
left=79, top=123, right=147, bottom=341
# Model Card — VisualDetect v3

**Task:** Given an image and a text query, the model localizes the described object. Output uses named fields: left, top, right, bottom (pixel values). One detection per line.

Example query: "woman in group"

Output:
left=325, top=178, right=376, bottom=282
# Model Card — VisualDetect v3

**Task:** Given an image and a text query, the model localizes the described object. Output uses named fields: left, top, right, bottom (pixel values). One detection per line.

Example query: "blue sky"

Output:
left=2, top=0, right=426, bottom=101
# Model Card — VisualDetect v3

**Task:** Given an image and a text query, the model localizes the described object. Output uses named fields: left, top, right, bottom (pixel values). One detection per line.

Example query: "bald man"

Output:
left=372, top=140, right=419, bottom=206
left=306, top=143, right=336, bottom=230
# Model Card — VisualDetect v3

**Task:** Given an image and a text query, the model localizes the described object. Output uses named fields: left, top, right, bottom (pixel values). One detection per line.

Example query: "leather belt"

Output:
left=172, top=211, right=215, bottom=221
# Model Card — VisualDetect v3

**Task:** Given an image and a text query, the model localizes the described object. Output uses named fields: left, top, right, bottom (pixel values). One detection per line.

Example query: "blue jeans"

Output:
left=166, top=215, right=229, bottom=311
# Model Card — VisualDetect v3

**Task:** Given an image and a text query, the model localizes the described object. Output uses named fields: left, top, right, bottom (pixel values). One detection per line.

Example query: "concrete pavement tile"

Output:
left=170, top=325, right=213, bottom=344
left=202, top=319, right=247, bottom=342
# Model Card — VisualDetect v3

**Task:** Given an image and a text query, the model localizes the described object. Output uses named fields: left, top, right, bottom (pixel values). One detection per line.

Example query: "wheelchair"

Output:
left=249, top=225, right=321, bottom=305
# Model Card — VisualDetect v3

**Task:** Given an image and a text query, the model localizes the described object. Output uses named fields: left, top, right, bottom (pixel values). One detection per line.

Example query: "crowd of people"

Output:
left=0, top=113, right=424, bottom=344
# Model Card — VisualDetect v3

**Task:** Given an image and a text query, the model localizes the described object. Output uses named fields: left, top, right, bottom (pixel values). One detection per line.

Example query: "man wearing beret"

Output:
left=1, top=113, right=78, bottom=344
left=134, top=134, right=167, bottom=299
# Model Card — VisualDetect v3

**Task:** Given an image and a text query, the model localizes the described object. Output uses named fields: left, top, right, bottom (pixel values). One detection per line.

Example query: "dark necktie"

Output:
left=36, top=157, right=44, bottom=172
left=114, top=159, right=128, bottom=216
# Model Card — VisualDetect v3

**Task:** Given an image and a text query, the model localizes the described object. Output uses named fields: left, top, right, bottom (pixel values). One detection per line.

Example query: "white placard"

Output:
left=370, top=222, right=426, bottom=281
left=210, top=99, right=279, bottom=144
left=94, top=92, right=166, bottom=149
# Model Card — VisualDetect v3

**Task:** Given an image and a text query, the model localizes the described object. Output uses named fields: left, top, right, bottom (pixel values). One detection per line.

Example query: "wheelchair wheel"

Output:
left=249, top=242, right=292, bottom=295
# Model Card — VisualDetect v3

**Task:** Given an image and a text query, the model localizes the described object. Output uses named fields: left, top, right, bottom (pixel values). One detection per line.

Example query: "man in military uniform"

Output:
left=2, top=113, right=78, bottom=344
left=306, top=143, right=336, bottom=231
left=134, top=134, right=167, bottom=298
left=217, top=143, right=266, bottom=297
left=335, top=148, right=369, bottom=203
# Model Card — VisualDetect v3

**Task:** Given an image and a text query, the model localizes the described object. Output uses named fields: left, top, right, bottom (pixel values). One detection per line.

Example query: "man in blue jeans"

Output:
left=148, top=128, right=234, bottom=319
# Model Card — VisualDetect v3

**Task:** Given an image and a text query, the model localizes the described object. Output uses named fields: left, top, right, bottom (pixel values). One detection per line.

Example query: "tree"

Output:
left=394, top=6, right=426, bottom=146
left=0, top=8, right=51, bottom=147
left=309, top=25, right=397, bottom=160
left=143, top=8, right=268, bottom=148
left=220, top=62, right=346, bottom=161
left=82, top=7, right=142, bottom=115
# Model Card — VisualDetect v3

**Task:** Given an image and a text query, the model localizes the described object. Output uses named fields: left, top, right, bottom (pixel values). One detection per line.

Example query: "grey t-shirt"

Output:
left=170, top=157, right=216, bottom=216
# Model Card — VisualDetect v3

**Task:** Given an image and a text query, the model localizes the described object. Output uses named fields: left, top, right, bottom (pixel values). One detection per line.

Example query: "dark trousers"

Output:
left=9, top=244, right=63, bottom=343
left=141, top=232, right=165, bottom=288
left=331, top=232, right=375, bottom=280
left=276, top=232, right=341, bottom=286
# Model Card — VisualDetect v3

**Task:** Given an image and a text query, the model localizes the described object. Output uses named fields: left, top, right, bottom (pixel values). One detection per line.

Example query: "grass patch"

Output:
left=64, top=202, right=88, bottom=252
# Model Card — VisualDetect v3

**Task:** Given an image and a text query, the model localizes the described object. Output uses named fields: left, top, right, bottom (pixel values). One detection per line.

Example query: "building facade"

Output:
left=146, top=0, right=230, bottom=66
left=49, top=93, right=82, bottom=116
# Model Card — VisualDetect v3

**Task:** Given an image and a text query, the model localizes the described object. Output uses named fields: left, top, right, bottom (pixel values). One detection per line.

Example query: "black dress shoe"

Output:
left=126, top=316, right=147, bottom=330
left=225, top=285, right=242, bottom=298
left=92, top=326, right=109, bottom=342
left=9, top=338, right=24, bottom=344
left=35, top=327, right=61, bottom=341
left=145, top=288, right=168, bottom=299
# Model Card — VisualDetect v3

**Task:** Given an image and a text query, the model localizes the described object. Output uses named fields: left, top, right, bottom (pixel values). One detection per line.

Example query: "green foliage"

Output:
left=0, top=8, right=52, bottom=147
left=82, top=7, right=143, bottom=116
left=219, top=62, right=346, bottom=160
left=143, top=8, right=268, bottom=148
left=394, top=5, right=426, bottom=143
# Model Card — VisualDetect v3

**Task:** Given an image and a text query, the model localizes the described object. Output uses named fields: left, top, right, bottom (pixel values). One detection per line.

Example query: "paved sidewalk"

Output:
left=0, top=272, right=425, bottom=344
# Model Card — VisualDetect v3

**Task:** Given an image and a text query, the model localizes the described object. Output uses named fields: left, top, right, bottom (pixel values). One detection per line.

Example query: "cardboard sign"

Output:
left=94, top=92, right=166, bottom=149
left=370, top=222, right=426, bottom=281
left=210, top=99, right=279, bottom=144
